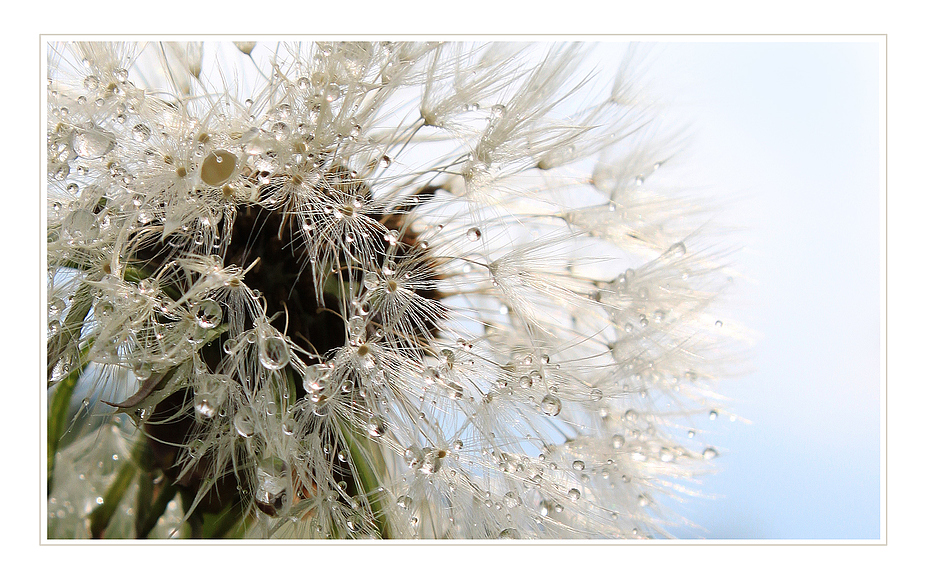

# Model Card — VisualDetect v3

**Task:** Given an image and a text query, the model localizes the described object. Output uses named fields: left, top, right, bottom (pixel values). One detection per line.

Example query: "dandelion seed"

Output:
left=46, top=40, right=735, bottom=540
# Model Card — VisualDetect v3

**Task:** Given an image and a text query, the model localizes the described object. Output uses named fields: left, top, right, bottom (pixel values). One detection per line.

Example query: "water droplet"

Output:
left=567, top=488, right=581, bottom=501
left=200, top=149, right=237, bottom=186
left=466, top=227, right=481, bottom=241
left=194, top=375, right=226, bottom=416
left=324, top=83, right=341, bottom=102
left=255, top=456, right=290, bottom=517
left=193, top=299, right=222, bottom=329
left=715, top=320, right=723, bottom=328
left=503, top=491, right=522, bottom=509
left=540, top=394, right=562, bottom=416
left=83, top=75, right=100, bottom=91
left=611, top=434, right=625, bottom=449
left=367, top=415, right=386, bottom=437
left=637, top=495, right=649, bottom=507
left=448, top=382, right=464, bottom=400
left=589, top=388, right=603, bottom=402
left=271, top=122, right=289, bottom=140
left=234, top=408, right=255, bottom=438
left=702, top=447, right=718, bottom=460
left=71, top=126, right=115, bottom=159
left=112, top=67, right=128, bottom=82
left=624, top=409, right=637, bottom=422
left=258, top=334, right=290, bottom=370
left=498, top=528, right=521, bottom=539
left=668, top=242, right=686, bottom=258
left=62, top=209, right=99, bottom=240
left=131, top=123, right=151, bottom=142
left=709, top=409, right=718, bottom=421
left=660, top=448, right=675, bottom=463
left=282, top=417, right=297, bottom=435
left=572, top=460, right=585, bottom=471
left=48, top=297, right=67, bottom=318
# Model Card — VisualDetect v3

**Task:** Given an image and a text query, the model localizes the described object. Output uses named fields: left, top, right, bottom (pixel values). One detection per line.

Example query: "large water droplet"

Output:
left=503, top=491, right=522, bottom=509
left=131, top=123, right=151, bottom=142
left=498, top=528, right=521, bottom=539
left=193, top=299, right=222, bottom=329
left=367, top=415, right=386, bottom=438
left=71, top=127, right=115, bottom=159
left=234, top=408, right=255, bottom=437
left=200, top=149, right=237, bottom=186
left=540, top=394, right=562, bottom=416
left=466, top=227, right=482, bottom=241
left=611, top=434, right=625, bottom=449
left=255, top=456, right=290, bottom=517
left=62, top=209, right=99, bottom=240
left=258, top=334, right=290, bottom=370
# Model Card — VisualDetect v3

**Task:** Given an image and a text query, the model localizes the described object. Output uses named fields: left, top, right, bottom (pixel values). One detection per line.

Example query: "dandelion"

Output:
left=46, top=40, right=734, bottom=539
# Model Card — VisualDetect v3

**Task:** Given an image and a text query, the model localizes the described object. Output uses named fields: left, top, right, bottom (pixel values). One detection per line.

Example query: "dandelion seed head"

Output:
left=47, top=40, right=737, bottom=540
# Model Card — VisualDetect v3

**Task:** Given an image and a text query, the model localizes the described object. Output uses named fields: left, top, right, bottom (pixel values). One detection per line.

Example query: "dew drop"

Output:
left=668, top=241, right=686, bottom=258
left=83, top=75, right=100, bottom=91
left=234, top=408, right=255, bottom=438
left=193, top=299, right=222, bottom=329
left=709, top=409, right=718, bottom=421
left=71, top=127, right=115, bottom=159
left=131, top=124, right=151, bottom=142
left=255, top=456, right=290, bottom=517
left=466, top=227, right=482, bottom=241
left=611, top=434, right=625, bottom=449
left=572, top=460, right=585, bottom=471
left=62, top=209, right=99, bottom=240
left=48, top=297, right=67, bottom=318
left=567, top=488, right=581, bottom=502
left=282, top=417, right=297, bottom=435
left=589, top=388, right=603, bottom=402
left=498, top=528, right=521, bottom=539
left=702, top=447, right=718, bottom=460
left=324, top=83, right=341, bottom=102
left=448, top=382, right=464, bottom=400
left=200, top=149, right=237, bottom=186
left=367, top=415, right=386, bottom=438
left=540, top=394, right=562, bottom=416
left=258, top=334, right=290, bottom=370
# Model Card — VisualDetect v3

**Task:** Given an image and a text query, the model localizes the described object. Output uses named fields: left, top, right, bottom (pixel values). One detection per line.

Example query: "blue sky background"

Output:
left=633, top=41, right=883, bottom=540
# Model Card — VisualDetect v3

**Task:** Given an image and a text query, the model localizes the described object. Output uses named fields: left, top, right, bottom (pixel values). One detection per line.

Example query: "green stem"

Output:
left=47, top=341, right=92, bottom=495
left=89, top=457, right=138, bottom=539
left=136, top=479, right=179, bottom=539
left=340, top=424, right=393, bottom=539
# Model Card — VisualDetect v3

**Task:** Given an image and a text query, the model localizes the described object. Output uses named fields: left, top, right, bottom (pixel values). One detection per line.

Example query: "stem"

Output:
left=340, top=423, right=394, bottom=539
left=47, top=341, right=92, bottom=495
left=89, top=457, right=138, bottom=539
left=135, top=478, right=179, bottom=539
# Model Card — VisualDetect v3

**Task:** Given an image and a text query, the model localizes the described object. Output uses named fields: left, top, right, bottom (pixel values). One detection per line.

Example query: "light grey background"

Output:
left=640, top=41, right=882, bottom=540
